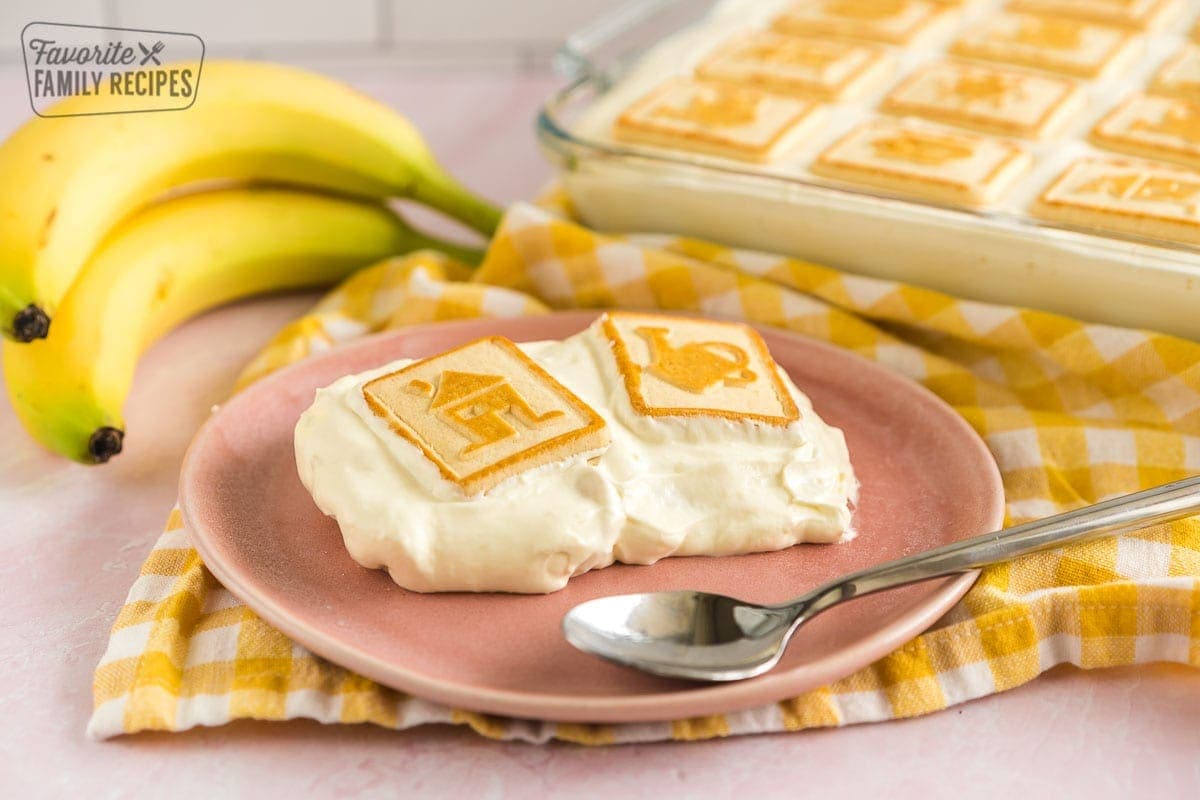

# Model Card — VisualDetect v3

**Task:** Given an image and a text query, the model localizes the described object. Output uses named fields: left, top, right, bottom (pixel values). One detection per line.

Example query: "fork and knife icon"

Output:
left=138, top=41, right=165, bottom=66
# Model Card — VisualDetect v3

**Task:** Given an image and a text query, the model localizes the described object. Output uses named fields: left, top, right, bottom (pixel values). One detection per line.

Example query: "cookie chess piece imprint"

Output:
left=950, top=12, right=1142, bottom=79
left=696, top=31, right=892, bottom=101
left=1007, top=0, right=1183, bottom=30
left=771, top=0, right=953, bottom=46
left=1090, top=94, right=1200, bottom=169
left=811, top=117, right=1031, bottom=205
left=613, top=78, right=824, bottom=162
left=882, top=59, right=1084, bottom=139
left=362, top=336, right=609, bottom=497
left=598, top=312, right=801, bottom=425
left=1150, top=45, right=1200, bottom=102
left=1032, top=157, right=1200, bottom=244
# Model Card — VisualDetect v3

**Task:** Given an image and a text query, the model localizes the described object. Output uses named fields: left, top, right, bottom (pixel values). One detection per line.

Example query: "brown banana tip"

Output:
left=13, top=305, right=50, bottom=342
left=88, top=427, right=124, bottom=463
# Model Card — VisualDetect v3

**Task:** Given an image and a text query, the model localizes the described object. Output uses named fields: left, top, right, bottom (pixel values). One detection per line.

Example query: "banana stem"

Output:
left=410, top=166, right=504, bottom=237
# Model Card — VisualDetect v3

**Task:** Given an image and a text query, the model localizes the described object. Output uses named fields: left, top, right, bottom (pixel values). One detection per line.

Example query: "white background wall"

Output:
left=0, top=0, right=627, bottom=69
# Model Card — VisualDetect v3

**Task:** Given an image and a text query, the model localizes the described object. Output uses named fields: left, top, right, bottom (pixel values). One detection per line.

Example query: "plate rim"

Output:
left=180, top=310, right=1004, bottom=724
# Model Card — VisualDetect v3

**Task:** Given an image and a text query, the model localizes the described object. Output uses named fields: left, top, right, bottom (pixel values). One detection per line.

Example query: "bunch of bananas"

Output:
left=0, top=60, right=501, bottom=464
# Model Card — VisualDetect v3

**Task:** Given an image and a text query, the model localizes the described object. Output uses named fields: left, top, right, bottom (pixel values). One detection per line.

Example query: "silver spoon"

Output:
left=563, top=474, right=1200, bottom=682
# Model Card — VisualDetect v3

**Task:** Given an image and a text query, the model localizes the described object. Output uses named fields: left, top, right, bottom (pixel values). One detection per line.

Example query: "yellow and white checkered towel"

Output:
left=89, top=202, right=1200, bottom=743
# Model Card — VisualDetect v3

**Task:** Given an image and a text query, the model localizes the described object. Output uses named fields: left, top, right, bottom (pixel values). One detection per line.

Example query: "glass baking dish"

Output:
left=536, top=0, right=1200, bottom=341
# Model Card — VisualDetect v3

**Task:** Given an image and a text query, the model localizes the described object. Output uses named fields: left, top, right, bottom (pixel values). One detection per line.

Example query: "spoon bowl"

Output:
left=563, top=591, right=798, bottom=681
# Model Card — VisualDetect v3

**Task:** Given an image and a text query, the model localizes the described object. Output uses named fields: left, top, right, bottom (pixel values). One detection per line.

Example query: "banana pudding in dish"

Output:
left=543, top=0, right=1200, bottom=341
left=294, top=312, right=857, bottom=594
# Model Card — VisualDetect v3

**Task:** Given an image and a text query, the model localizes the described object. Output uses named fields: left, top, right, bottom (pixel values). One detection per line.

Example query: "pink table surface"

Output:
left=0, top=67, right=1197, bottom=799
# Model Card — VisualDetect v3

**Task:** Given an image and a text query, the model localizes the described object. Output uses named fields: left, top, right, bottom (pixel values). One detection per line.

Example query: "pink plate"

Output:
left=180, top=311, right=1004, bottom=723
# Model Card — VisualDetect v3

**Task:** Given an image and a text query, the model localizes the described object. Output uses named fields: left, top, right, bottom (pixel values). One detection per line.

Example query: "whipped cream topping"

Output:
left=294, top=317, right=857, bottom=594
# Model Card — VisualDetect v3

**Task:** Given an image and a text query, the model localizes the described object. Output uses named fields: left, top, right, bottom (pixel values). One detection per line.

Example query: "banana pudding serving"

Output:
left=294, top=312, right=857, bottom=594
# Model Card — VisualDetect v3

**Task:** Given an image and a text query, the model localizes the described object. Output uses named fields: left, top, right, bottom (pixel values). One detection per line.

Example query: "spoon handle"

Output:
left=799, top=474, right=1200, bottom=617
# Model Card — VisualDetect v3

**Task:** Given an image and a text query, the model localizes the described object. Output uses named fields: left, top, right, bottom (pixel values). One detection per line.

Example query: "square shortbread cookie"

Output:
left=597, top=312, right=801, bottom=426
left=696, top=30, right=891, bottom=101
left=1032, top=156, right=1200, bottom=244
left=1090, top=93, right=1200, bottom=169
left=811, top=116, right=1031, bottom=205
left=1150, top=44, right=1200, bottom=103
left=772, top=0, right=953, bottom=46
left=613, top=78, right=824, bottom=162
left=950, top=11, right=1142, bottom=79
left=882, top=59, right=1084, bottom=139
left=362, top=336, right=610, bottom=496
left=1007, top=0, right=1183, bottom=30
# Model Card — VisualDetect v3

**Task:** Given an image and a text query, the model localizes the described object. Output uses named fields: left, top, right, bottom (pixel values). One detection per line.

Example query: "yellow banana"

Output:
left=0, top=59, right=500, bottom=341
left=2, top=187, right=479, bottom=463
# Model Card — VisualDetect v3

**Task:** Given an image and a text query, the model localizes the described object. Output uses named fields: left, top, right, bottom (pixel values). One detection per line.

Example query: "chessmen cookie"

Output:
left=613, top=78, right=824, bottom=162
left=771, top=0, right=955, bottom=46
left=295, top=315, right=857, bottom=593
left=882, top=59, right=1085, bottom=139
left=950, top=11, right=1143, bottom=79
left=593, top=312, right=800, bottom=430
left=1090, top=93, right=1200, bottom=169
left=696, top=30, right=892, bottom=101
left=1032, top=156, right=1200, bottom=244
left=360, top=337, right=609, bottom=497
left=1008, top=0, right=1184, bottom=30
left=811, top=116, right=1031, bottom=205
